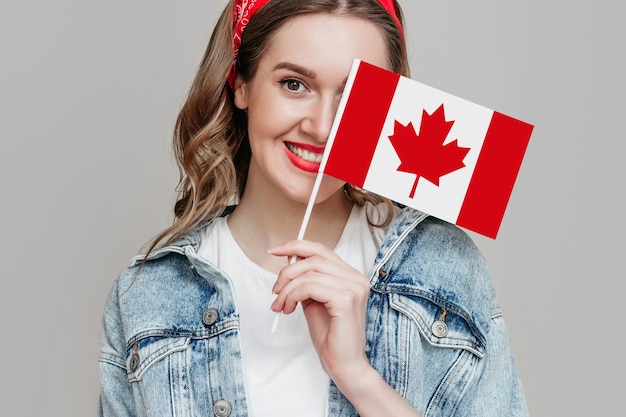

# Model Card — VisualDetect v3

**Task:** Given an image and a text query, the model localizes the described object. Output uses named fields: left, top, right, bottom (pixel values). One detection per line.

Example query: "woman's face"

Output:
left=234, top=12, right=390, bottom=206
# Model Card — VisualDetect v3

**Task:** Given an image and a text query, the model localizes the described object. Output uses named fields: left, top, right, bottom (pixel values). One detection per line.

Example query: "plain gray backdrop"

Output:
left=1, top=1, right=623, bottom=415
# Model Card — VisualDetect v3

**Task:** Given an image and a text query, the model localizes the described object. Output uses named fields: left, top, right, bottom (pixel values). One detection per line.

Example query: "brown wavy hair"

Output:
left=145, top=0, right=409, bottom=255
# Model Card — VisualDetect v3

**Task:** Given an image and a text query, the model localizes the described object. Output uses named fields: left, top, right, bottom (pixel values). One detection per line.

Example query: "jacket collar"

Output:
left=128, top=206, right=236, bottom=267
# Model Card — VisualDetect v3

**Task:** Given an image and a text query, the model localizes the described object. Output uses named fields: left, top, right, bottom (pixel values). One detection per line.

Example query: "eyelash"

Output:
left=279, top=78, right=308, bottom=93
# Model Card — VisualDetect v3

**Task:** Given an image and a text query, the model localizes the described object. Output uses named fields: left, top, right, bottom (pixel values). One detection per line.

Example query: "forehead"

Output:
left=261, top=12, right=391, bottom=74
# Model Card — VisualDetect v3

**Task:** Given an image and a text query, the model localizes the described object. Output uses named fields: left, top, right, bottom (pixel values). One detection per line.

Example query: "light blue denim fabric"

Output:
left=98, top=207, right=528, bottom=417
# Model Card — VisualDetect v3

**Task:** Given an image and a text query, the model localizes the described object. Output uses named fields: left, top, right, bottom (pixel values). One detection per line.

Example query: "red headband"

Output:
left=227, top=0, right=402, bottom=90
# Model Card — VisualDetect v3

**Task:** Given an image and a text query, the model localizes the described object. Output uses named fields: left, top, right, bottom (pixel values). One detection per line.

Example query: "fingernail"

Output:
left=268, top=243, right=283, bottom=254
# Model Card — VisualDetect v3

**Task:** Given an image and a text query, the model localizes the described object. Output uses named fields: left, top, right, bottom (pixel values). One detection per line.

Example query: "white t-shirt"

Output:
left=197, top=203, right=396, bottom=417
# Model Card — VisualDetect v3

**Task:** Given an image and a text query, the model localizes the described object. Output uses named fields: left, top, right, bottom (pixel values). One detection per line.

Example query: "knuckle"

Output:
left=338, top=289, right=358, bottom=305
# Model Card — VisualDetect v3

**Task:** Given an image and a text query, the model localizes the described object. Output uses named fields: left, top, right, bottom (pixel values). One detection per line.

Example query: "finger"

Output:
left=271, top=271, right=336, bottom=313
left=270, top=239, right=366, bottom=294
left=272, top=272, right=368, bottom=314
left=269, top=240, right=343, bottom=263
left=272, top=254, right=357, bottom=294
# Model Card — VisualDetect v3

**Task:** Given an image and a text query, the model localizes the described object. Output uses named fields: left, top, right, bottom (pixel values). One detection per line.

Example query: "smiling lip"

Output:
left=284, top=142, right=325, bottom=173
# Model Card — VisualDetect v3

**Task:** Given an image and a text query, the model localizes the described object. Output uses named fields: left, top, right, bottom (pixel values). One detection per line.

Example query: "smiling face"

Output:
left=233, top=12, right=390, bottom=206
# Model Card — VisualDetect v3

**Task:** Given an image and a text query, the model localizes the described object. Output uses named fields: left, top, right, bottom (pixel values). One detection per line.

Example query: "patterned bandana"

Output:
left=227, top=0, right=402, bottom=90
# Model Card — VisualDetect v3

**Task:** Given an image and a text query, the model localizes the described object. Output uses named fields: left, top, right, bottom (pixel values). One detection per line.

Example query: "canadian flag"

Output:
left=321, top=60, right=533, bottom=239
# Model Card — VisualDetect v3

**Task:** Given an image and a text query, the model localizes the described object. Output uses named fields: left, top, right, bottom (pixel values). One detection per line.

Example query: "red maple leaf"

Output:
left=388, top=104, right=470, bottom=198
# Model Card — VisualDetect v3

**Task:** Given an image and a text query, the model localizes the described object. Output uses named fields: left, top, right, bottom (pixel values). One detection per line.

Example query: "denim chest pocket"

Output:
left=378, top=293, right=488, bottom=416
left=126, top=335, right=191, bottom=382
left=388, top=292, right=485, bottom=357
left=124, top=335, right=196, bottom=417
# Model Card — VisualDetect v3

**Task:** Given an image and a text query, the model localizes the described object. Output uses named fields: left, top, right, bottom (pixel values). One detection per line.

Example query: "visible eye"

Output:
left=280, top=78, right=307, bottom=93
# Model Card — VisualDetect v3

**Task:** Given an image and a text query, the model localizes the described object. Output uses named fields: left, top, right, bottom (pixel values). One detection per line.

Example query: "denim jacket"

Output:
left=98, top=208, right=528, bottom=417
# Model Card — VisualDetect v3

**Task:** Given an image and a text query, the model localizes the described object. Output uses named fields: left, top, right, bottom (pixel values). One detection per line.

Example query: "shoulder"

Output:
left=383, top=209, right=487, bottom=278
left=378, top=209, right=495, bottom=335
left=104, top=249, right=217, bottom=336
left=115, top=251, right=191, bottom=298
left=113, top=220, right=212, bottom=302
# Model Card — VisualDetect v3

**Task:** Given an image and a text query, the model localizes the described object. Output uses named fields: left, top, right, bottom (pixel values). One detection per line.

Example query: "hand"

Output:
left=270, top=240, right=423, bottom=417
left=269, top=239, right=371, bottom=380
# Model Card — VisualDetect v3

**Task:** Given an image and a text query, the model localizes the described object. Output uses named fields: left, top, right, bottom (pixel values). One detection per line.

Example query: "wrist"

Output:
left=329, top=359, right=380, bottom=399
left=329, top=362, right=424, bottom=417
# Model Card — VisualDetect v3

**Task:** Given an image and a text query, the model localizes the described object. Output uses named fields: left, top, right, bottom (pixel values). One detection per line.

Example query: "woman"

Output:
left=98, top=1, right=528, bottom=416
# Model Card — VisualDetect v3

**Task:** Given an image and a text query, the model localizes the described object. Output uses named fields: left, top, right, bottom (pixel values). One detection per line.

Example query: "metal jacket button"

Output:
left=202, top=308, right=219, bottom=327
left=431, top=320, right=448, bottom=338
left=129, top=353, right=140, bottom=372
left=432, top=310, right=449, bottom=338
left=213, top=400, right=232, bottom=417
left=129, top=342, right=140, bottom=372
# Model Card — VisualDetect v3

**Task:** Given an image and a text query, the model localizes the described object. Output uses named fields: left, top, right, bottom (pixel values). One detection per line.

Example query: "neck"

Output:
left=227, top=177, right=352, bottom=272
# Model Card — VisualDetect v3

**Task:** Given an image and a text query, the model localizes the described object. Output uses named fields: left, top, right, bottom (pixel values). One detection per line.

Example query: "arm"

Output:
left=269, top=240, right=423, bottom=417
left=98, top=281, right=137, bottom=417
left=270, top=236, right=528, bottom=417
left=455, top=311, right=528, bottom=417
left=332, top=364, right=424, bottom=417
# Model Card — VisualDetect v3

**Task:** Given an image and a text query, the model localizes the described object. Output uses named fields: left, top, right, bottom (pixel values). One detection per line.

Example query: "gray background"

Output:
left=1, top=1, right=622, bottom=415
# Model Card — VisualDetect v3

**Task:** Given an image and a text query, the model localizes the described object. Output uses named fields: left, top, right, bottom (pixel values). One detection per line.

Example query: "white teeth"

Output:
left=287, top=143, right=323, bottom=163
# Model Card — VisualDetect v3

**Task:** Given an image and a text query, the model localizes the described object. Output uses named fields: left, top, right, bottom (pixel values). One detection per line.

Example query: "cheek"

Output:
left=246, top=113, right=275, bottom=147
left=246, top=102, right=273, bottom=142
left=247, top=100, right=300, bottom=141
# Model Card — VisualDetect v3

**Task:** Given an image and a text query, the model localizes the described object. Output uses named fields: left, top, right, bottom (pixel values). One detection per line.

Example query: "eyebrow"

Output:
left=272, top=62, right=317, bottom=79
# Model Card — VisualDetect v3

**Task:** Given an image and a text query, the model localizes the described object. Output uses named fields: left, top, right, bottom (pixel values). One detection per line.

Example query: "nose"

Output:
left=301, top=95, right=338, bottom=144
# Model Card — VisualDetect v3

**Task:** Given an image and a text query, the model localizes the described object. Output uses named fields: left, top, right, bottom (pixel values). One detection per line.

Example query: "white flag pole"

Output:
left=270, top=168, right=326, bottom=333
left=270, top=59, right=362, bottom=333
